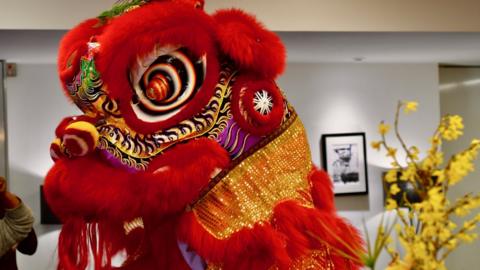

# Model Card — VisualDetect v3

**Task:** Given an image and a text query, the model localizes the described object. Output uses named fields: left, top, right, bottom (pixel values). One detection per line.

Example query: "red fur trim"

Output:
left=57, top=218, right=89, bottom=270
left=96, top=2, right=219, bottom=134
left=147, top=216, right=191, bottom=270
left=231, top=75, right=284, bottom=136
left=44, top=138, right=229, bottom=222
left=58, top=216, right=192, bottom=270
left=177, top=212, right=291, bottom=270
left=57, top=218, right=128, bottom=270
left=309, top=167, right=336, bottom=212
left=272, top=201, right=364, bottom=270
left=213, top=9, right=286, bottom=79
left=58, top=18, right=104, bottom=97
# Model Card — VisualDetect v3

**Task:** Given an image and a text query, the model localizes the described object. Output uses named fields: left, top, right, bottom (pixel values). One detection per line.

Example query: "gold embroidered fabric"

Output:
left=284, top=247, right=335, bottom=270
left=192, top=116, right=314, bottom=239
left=97, top=64, right=236, bottom=160
left=207, top=246, right=335, bottom=270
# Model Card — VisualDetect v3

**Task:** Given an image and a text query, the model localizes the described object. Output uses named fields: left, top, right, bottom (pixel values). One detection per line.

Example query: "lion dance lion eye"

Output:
left=130, top=47, right=206, bottom=123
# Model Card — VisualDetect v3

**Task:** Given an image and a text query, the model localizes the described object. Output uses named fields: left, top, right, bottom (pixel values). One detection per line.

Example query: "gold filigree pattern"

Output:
left=97, top=64, right=236, bottom=160
left=68, top=55, right=236, bottom=169
left=192, top=115, right=314, bottom=239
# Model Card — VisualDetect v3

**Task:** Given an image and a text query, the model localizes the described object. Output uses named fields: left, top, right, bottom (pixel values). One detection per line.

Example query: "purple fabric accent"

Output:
left=98, top=149, right=140, bottom=173
left=66, top=72, right=82, bottom=94
left=216, top=119, right=262, bottom=158
left=177, top=241, right=206, bottom=270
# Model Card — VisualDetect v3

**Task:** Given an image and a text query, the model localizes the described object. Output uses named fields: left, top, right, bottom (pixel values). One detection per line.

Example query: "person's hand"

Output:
left=0, top=177, right=6, bottom=197
left=0, top=177, right=20, bottom=209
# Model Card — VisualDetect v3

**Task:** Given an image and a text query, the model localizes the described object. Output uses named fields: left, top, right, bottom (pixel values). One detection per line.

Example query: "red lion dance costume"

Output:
left=44, top=0, right=364, bottom=269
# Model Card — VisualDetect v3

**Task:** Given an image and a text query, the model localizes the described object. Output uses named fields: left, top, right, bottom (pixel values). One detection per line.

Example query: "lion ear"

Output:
left=58, top=18, right=104, bottom=94
left=213, top=9, right=286, bottom=79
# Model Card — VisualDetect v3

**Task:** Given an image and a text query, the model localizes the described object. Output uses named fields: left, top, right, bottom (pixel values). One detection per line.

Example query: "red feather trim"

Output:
left=96, top=2, right=219, bottom=134
left=57, top=218, right=133, bottom=270
left=272, top=201, right=364, bottom=270
left=213, top=9, right=286, bottom=79
left=146, top=216, right=191, bottom=270
left=178, top=200, right=364, bottom=269
left=57, top=218, right=90, bottom=270
left=177, top=211, right=291, bottom=270
left=309, top=167, right=336, bottom=212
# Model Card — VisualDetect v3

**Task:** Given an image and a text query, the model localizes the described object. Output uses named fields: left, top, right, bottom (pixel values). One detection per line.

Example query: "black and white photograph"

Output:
left=321, top=133, right=368, bottom=195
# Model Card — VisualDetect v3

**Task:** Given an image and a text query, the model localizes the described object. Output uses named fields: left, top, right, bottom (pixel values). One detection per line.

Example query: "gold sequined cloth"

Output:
left=207, top=246, right=335, bottom=270
left=284, top=247, right=335, bottom=270
left=192, top=114, right=314, bottom=239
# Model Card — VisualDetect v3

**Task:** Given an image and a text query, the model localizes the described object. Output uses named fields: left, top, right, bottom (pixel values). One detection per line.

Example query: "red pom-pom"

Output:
left=231, top=75, right=284, bottom=136
left=62, top=121, right=99, bottom=157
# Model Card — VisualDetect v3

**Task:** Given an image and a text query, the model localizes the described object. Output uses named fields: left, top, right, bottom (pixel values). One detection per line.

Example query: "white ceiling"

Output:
left=1, top=31, right=480, bottom=65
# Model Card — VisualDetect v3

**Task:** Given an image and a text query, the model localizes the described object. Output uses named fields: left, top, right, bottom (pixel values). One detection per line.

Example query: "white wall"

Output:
left=5, top=64, right=79, bottom=236
left=440, top=67, right=480, bottom=270
left=0, top=63, right=8, bottom=180
left=278, top=63, right=441, bottom=224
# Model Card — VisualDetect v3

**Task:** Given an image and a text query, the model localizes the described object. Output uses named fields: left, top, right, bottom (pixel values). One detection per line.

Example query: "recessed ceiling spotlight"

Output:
left=353, top=57, right=365, bottom=62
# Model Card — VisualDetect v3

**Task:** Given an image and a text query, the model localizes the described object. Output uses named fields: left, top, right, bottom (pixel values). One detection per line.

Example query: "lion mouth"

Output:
left=98, top=138, right=225, bottom=184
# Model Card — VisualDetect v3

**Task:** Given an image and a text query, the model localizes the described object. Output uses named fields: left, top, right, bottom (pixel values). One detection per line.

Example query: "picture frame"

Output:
left=321, top=132, right=369, bottom=196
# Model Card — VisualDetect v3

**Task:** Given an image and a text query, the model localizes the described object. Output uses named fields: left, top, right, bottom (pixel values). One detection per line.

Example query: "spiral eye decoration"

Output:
left=130, top=47, right=206, bottom=123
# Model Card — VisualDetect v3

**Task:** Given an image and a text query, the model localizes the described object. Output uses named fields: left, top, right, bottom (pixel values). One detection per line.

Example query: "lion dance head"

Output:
left=44, top=0, right=364, bottom=269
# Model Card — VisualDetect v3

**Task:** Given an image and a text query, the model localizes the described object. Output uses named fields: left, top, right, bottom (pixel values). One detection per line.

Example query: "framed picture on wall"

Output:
left=321, top=133, right=368, bottom=195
